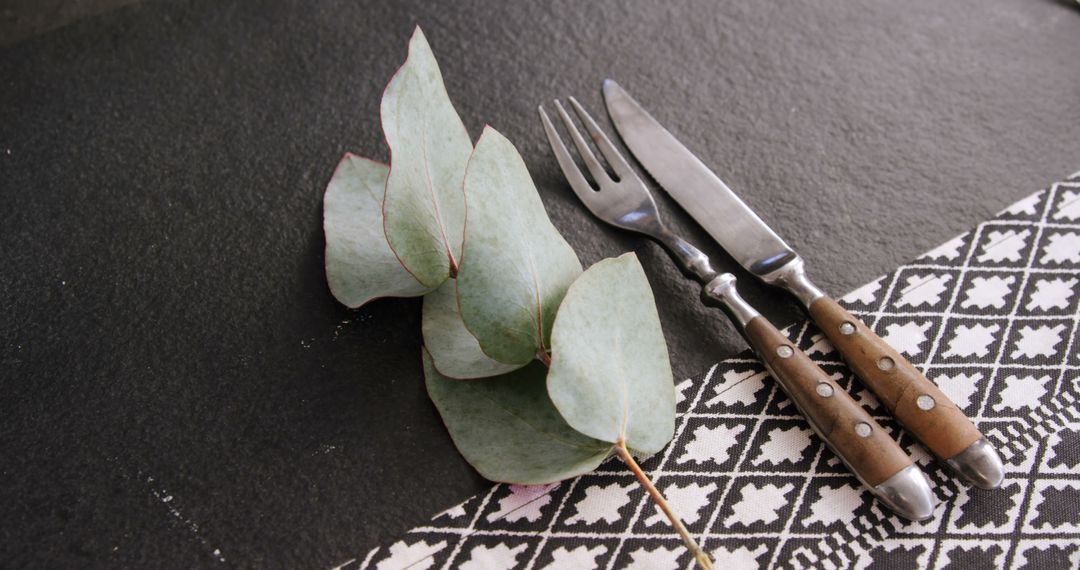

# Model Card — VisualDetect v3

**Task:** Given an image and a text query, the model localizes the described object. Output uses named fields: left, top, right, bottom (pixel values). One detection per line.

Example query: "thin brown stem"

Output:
left=447, top=250, right=459, bottom=279
left=536, top=348, right=552, bottom=367
left=615, top=441, right=714, bottom=570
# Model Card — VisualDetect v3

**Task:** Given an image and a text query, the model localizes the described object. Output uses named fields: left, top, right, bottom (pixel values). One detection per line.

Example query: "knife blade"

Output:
left=602, top=79, right=1004, bottom=489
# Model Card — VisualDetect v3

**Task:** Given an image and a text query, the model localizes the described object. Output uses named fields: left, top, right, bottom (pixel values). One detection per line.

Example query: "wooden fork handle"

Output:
left=808, top=296, right=983, bottom=460
left=744, top=316, right=912, bottom=486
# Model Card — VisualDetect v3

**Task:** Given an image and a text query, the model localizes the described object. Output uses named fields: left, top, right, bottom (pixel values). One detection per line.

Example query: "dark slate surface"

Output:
left=1, top=0, right=1077, bottom=566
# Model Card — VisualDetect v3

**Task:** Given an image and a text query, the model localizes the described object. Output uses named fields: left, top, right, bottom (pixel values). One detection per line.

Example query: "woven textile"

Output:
left=351, top=173, right=1080, bottom=570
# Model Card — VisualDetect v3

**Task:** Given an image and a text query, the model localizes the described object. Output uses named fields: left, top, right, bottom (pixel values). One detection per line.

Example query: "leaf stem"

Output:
left=447, top=250, right=459, bottom=278
left=615, top=441, right=714, bottom=570
left=536, top=348, right=552, bottom=367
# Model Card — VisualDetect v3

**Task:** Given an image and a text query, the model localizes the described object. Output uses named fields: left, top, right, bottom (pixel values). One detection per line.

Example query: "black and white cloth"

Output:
left=352, top=173, right=1080, bottom=570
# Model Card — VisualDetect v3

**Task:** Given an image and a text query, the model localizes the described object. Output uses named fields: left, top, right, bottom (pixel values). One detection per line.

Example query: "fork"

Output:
left=539, top=98, right=938, bottom=522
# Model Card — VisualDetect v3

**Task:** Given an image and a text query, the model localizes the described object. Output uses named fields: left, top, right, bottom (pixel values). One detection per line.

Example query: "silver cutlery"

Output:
left=601, top=80, right=1004, bottom=489
left=540, top=98, right=938, bottom=521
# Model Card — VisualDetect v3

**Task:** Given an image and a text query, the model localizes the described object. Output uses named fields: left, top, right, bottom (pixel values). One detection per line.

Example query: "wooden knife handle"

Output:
left=745, top=316, right=912, bottom=486
left=808, top=296, right=983, bottom=460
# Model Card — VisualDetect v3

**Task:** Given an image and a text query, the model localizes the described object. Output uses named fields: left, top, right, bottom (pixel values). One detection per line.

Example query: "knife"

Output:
left=602, top=80, right=1004, bottom=489
left=541, top=98, right=936, bottom=520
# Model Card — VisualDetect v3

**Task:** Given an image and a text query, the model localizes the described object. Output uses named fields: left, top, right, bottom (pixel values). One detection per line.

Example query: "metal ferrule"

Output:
left=871, top=465, right=939, bottom=521
left=760, top=258, right=826, bottom=308
left=944, top=437, right=1005, bottom=489
left=701, top=273, right=760, bottom=329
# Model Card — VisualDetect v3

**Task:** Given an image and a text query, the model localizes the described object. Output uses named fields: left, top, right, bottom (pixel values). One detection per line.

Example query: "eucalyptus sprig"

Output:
left=323, top=27, right=713, bottom=568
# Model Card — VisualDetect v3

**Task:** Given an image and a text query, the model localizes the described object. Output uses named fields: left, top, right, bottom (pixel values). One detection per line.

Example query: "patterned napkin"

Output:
left=350, top=172, right=1080, bottom=570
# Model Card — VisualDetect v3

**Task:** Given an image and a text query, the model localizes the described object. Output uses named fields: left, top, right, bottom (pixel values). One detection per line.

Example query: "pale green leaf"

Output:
left=422, top=279, right=522, bottom=379
left=457, top=127, right=583, bottom=365
left=381, top=27, right=471, bottom=288
left=548, top=253, right=676, bottom=457
left=324, top=154, right=432, bottom=307
left=424, top=349, right=610, bottom=484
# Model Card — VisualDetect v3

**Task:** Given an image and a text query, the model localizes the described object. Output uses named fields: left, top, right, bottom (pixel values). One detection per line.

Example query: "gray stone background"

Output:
left=1, top=0, right=139, bottom=45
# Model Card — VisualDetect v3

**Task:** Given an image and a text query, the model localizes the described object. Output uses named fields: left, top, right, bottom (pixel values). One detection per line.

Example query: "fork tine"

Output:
left=567, top=97, right=633, bottom=179
left=539, top=105, right=597, bottom=202
left=551, top=99, right=612, bottom=185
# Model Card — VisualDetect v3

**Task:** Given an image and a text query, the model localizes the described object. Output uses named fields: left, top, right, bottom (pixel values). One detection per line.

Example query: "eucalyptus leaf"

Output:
left=548, top=253, right=676, bottom=457
left=456, top=127, right=583, bottom=365
left=381, top=27, right=471, bottom=288
left=423, top=349, right=610, bottom=484
left=324, top=154, right=431, bottom=307
left=422, top=280, right=521, bottom=379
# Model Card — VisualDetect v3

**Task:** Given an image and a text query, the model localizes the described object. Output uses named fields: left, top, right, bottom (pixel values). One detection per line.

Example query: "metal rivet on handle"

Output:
left=816, top=383, right=834, bottom=398
left=877, top=356, right=895, bottom=371
left=839, top=322, right=856, bottom=335
left=855, top=422, right=873, bottom=438
left=917, top=394, right=936, bottom=411
left=776, top=345, right=794, bottom=358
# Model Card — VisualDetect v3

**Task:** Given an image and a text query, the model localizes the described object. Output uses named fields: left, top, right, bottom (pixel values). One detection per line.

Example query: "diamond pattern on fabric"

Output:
left=352, top=175, right=1080, bottom=570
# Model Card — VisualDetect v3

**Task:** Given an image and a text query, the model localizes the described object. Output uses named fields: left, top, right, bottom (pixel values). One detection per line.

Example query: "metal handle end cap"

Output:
left=872, top=465, right=938, bottom=521
left=944, top=438, right=1005, bottom=490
